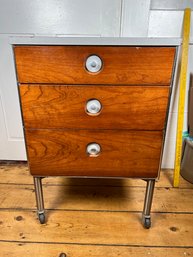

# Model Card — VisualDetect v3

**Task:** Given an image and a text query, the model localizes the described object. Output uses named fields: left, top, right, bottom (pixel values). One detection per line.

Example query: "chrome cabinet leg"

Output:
left=142, top=179, right=155, bottom=229
left=34, top=177, right=45, bottom=224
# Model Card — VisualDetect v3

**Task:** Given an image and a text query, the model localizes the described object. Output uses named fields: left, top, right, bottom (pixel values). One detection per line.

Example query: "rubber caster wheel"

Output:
left=143, top=217, right=151, bottom=229
left=38, top=213, right=45, bottom=224
left=59, top=253, right=67, bottom=257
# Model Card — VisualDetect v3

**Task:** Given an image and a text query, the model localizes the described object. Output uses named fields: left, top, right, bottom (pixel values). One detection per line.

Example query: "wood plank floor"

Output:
left=0, top=162, right=193, bottom=257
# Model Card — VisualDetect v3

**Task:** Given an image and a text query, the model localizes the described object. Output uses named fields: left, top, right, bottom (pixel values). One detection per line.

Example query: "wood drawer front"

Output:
left=25, top=129, right=162, bottom=178
left=19, top=85, right=170, bottom=130
left=14, top=46, right=175, bottom=85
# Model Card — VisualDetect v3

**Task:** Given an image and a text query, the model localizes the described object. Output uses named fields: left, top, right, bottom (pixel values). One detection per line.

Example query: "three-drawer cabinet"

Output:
left=14, top=44, right=176, bottom=228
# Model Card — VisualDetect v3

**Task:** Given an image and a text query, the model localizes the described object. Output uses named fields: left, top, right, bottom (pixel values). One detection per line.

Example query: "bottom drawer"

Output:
left=25, top=129, right=163, bottom=178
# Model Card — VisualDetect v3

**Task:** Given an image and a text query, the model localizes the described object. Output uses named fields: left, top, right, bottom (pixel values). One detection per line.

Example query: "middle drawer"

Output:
left=19, top=85, right=169, bottom=130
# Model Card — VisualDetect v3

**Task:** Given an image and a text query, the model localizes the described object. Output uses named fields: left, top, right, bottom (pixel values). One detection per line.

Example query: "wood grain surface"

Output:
left=14, top=46, right=176, bottom=85
left=1, top=211, right=193, bottom=246
left=19, top=85, right=170, bottom=130
left=1, top=184, right=193, bottom=212
left=1, top=164, right=193, bottom=257
left=1, top=165, right=193, bottom=188
left=25, top=129, right=162, bottom=177
left=1, top=242, right=193, bottom=257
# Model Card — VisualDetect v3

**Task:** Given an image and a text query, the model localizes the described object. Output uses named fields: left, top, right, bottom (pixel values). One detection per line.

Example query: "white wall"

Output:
left=0, top=0, right=192, bottom=169
left=148, top=1, right=193, bottom=169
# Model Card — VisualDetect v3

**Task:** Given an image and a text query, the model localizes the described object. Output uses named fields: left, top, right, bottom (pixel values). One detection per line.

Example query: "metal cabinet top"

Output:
left=10, top=36, right=182, bottom=46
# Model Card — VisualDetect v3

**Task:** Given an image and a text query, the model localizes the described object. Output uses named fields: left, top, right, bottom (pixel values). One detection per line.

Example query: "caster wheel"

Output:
left=38, top=213, right=45, bottom=224
left=59, top=253, right=67, bottom=257
left=144, top=217, right=151, bottom=229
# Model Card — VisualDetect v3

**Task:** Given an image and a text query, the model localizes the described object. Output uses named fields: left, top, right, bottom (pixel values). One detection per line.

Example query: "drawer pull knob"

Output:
left=87, top=143, right=101, bottom=157
left=86, top=99, right=102, bottom=115
left=85, top=55, right=102, bottom=73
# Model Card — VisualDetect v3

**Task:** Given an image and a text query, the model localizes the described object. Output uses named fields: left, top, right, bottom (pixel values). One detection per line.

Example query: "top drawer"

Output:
left=14, top=46, right=176, bottom=85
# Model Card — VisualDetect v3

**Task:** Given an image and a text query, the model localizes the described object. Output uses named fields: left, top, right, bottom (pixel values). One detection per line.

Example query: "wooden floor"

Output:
left=0, top=162, right=193, bottom=257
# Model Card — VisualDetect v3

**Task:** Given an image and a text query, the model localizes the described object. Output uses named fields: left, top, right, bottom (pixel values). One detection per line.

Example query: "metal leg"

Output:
left=34, top=177, right=45, bottom=224
left=142, top=179, right=155, bottom=229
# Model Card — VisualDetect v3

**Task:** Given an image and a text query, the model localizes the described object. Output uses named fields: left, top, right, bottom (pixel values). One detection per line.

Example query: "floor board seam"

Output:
left=0, top=182, right=192, bottom=190
left=0, top=208, right=193, bottom=214
left=0, top=239, right=193, bottom=248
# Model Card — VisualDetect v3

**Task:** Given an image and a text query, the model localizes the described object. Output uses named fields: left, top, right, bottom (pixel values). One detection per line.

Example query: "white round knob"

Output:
left=87, top=143, right=101, bottom=157
left=85, top=55, right=102, bottom=73
left=86, top=99, right=102, bottom=115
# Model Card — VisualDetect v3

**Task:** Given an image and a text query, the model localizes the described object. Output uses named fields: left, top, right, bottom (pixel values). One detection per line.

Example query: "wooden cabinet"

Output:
left=15, top=46, right=175, bottom=84
left=14, top=44, right=176, bottom=228
left=25, top=129, right=163, bottom=177
left=19, top=85, right=169, bottom=130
